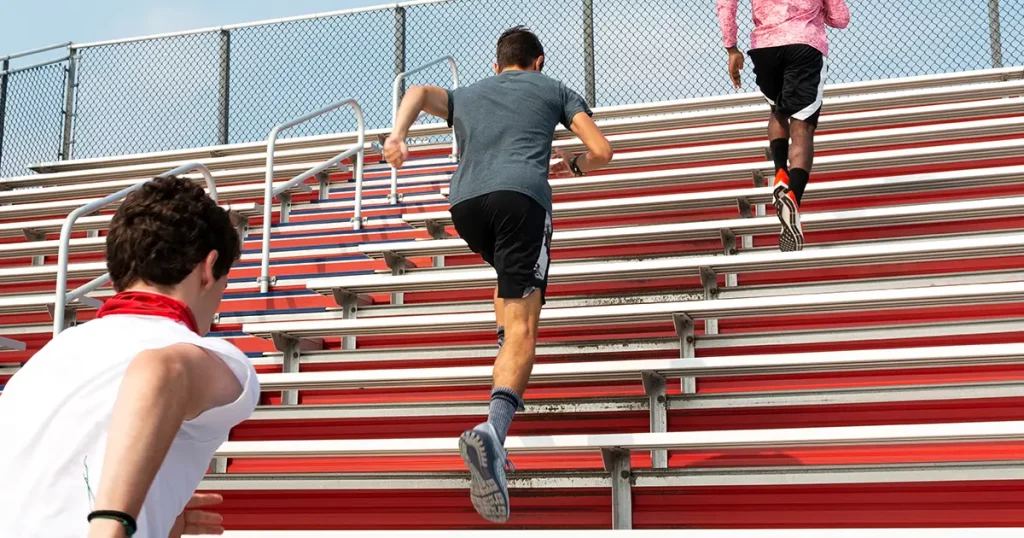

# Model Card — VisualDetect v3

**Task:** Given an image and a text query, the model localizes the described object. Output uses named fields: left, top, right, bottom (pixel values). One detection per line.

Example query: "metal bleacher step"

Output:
left=553, top=96, right=1024, bottom=154
left=245, top=377, right=1024, bottom=422
left=364, top=195, right=1024, bottom=263
left=413, top=164, right=1024, bottom=229
left=602, top=115, right=1024, bottom=171
left=255, top=344, right=1024, bottom=392
left=215, top=419, right=1024, bottom=462
left=547, top=137, right=1024, bottom=196
left=244, top=280, right=1024, bottom=341
left=0, top=200, right=263, bottom=226
left=309, top=232, right=1024, bottom=301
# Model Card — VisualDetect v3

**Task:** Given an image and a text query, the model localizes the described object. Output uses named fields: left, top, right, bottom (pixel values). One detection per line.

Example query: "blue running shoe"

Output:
left=459, top=422, right=512, bottom=523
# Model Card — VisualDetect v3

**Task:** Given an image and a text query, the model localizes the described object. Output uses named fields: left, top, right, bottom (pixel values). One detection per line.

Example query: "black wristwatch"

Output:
left=569, top=154, right=585, bottom=177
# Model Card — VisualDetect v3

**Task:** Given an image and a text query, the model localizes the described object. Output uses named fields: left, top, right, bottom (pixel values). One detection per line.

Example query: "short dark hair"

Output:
left=107, top=175, right=241, bottom=292
left=496, top=26, right=545, bottom=70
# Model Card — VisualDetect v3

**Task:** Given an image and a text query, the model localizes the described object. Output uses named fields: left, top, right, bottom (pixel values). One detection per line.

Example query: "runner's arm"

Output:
left=715, top=0, right=740, bottom=49
left=568, top=112, right=613, bottom=174
left=716, top=0, right=745, bottom=87
left=392, top=85, right=451, bottom=140
left=87, top=344, right=242, bottom=538
left=824, top=0, right=851, bottom=28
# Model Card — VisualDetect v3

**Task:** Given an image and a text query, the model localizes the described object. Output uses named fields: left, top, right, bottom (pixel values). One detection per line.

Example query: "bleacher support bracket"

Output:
left=642, top=371, right=668, bottom=469
left=317, top=171, right=331, bottom=201
left=600, top=447, right=633, bottom=530
left=425, top=220, right=450, bottom=240
left=674, top=313, right=696, bottom=395
left=24, top=230, right=46, bottom=266
left=270, top=331, right=324, bottom=405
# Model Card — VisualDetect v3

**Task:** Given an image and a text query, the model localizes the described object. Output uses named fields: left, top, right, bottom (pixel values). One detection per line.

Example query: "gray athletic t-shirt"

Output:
left=446, top=70, right=592, bottom=212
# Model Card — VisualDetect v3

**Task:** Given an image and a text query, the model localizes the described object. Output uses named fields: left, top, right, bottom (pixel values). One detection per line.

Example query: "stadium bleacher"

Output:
left=2, top=66, right=1024, bottom=531
left=216, top=528, right=1024, bottom=532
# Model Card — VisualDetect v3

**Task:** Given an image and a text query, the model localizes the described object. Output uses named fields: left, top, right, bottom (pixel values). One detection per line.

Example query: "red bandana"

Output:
left=96, top=291, right=200, bottom=334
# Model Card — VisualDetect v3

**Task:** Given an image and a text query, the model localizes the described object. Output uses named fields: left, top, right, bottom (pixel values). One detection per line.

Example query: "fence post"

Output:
left=583, top=0, right=597, bottom=108
left=0, top=58, right=9, bottom=172
left=60, top=52, right=77, bottom=161
left=988, top=0, right=1003, bottom=69
left=218, top=30, right=231, bottom=145
left=394, top=6, right=407, bottom=103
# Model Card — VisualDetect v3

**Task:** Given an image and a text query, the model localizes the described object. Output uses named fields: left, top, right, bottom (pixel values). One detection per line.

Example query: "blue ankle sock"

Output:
left=488, top=386, right=522, bottom=445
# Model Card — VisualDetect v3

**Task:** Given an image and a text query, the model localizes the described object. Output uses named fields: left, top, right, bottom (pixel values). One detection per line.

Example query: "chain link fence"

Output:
left=0, top=61, right=67, bottom=177
left=1001, top=0, right=1024, bottom=66
left=1, top=0, right=1022, bottom=176
left=229, top=9, right=395, bottom=144
left=72, top=32, right=225, bottom=159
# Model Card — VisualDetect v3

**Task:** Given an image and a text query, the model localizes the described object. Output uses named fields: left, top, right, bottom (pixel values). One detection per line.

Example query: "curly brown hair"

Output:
left=106, top=176, right=241, bottom=291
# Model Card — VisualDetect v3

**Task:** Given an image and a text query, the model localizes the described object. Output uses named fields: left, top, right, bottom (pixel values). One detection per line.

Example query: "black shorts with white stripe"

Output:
left=748, top=44, right=827, bottom=128
left=451, top=191, right=553, bottom=302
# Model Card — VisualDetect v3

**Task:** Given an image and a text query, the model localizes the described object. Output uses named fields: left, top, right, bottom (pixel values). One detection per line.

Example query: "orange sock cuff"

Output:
left=773, top=168, right=790, bottom=188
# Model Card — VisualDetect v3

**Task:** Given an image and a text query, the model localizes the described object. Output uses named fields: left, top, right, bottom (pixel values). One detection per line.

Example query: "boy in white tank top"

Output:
left=0, top=176, right=259, bottom=537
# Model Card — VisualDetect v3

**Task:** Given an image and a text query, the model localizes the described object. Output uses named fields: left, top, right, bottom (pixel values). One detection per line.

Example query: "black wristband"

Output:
left=569, top=154, right=585, bottom=177
left=88, top=510, right=138, bottom=536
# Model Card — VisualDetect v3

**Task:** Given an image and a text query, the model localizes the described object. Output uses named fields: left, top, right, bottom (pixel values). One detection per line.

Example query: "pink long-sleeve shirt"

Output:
left=717, top=0, right=850, bottom=57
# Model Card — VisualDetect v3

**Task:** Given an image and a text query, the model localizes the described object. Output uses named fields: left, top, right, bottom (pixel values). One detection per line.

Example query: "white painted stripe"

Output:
left=533, top=212, right=552, bottom=283
left=793, top=56, right=829, bottom=122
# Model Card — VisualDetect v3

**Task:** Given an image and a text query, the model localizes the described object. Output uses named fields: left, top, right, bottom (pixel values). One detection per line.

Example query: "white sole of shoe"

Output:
left=773, top=189, right=804, bottom=252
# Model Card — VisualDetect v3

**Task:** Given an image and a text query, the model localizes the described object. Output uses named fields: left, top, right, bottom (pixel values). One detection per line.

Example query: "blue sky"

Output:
left=0, top=0, right=385, bottom=59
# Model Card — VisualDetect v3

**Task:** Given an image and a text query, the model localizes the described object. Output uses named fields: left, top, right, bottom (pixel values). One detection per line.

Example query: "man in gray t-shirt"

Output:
left=445, top=69, right=591, bottom=212
left=384, top=26, right=612, bottom=524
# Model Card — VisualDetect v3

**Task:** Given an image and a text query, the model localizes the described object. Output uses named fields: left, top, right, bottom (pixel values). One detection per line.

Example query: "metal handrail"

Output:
left=258, top=99, right=364, bottom=293
left=389, top=56, right=459, bottom=205
left=52, top=162, right=218, bottom=336
left=0, top=42, right=71, bottom=62
left=69, top=0, right=449, bottom=49
left=0, top=56, right=72, bottom=77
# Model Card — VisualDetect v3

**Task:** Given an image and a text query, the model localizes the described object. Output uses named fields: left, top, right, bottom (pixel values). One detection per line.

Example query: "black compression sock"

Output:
left=769, top=139, right=789, bottom=174
left=788, top=168, right=810, bottom=205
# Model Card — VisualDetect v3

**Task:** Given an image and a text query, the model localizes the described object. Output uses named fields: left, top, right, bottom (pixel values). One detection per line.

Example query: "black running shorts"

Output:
left=748, top=44, right=827, bottom=127
left=450, top=191, right=553, bottom=302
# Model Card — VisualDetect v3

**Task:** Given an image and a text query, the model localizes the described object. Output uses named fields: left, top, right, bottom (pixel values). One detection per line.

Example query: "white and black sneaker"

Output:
left=459, top=422, right=513, bottom=523
left=773, top=186, right=804, bottom=252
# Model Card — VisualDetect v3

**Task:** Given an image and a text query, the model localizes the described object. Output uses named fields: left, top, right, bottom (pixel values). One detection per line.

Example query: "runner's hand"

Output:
left=169, top=493, right=225, bottom=537
left=550, top=149, right=573, bottom=178
left=383, top=134, right=410, bottom=169
left=727, top=48, right=744, bottom=88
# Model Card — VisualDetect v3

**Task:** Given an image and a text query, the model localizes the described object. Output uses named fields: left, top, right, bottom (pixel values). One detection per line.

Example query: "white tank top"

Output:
left=0, top=314, right=259, bottom=537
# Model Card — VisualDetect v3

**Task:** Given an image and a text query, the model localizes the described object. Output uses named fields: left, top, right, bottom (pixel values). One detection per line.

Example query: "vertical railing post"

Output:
left=218, top=30, right=231, bottom=145
left=60, top=51, right=77, bottom=160
left=988, top=0, right=1003, bottom=69
left=390, top=56, right=459, bottom=204
left=0, top=58, right=9, bottom=172
left=394, top=6, right=407, bottom=103
left=583, top=0, right=597, bottom=108
left=259, top=99, right=364, bottom=293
